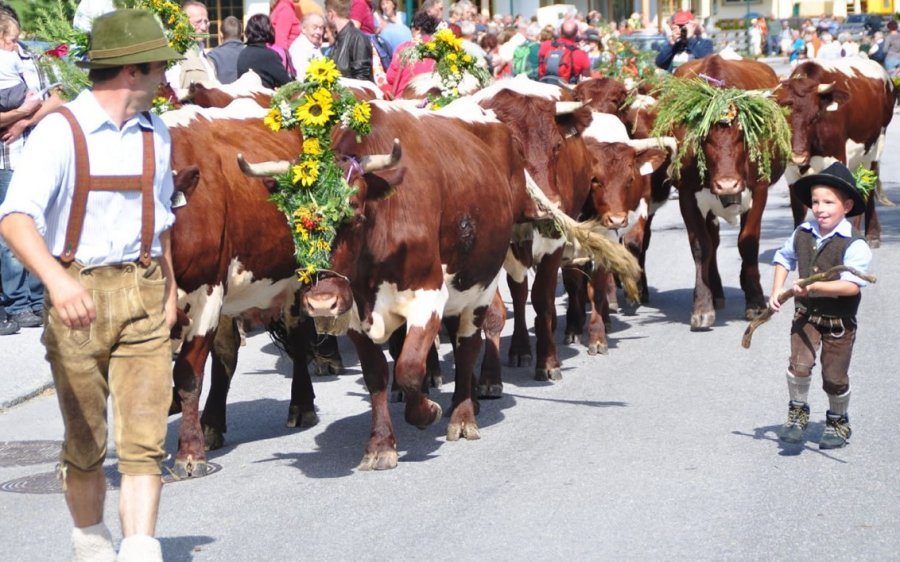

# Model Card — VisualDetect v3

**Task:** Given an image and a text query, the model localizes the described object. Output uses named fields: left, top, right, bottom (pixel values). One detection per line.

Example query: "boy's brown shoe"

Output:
left=779, top=401, right=810, bottom=444
left=820, top=411, right=851, bottom=450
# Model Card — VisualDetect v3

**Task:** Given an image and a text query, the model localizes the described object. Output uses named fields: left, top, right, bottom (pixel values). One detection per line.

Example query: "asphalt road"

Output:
left=2, top=75, right=899, bottom=560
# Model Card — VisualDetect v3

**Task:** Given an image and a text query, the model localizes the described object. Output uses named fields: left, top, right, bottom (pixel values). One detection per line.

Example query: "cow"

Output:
left=162, top=99, right=326, bottom=478
left=664, top=55, right=787, bottom=330
left=186, top=74, right=385, bottom=109
left=776, top=58, right=894, bottom=248
left=562, top=111, right=672, bottom=355
left=242, top=100, right=538, bottom=470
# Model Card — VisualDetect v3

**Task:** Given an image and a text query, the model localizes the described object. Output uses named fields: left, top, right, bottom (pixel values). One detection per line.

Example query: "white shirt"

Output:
left=0, top=91, right=176, bottom=265
left=73, top=0, right=116, bottom=32
left=0, top=49, right=25, bottom=90
left=288, top=34, right=323, bottom=81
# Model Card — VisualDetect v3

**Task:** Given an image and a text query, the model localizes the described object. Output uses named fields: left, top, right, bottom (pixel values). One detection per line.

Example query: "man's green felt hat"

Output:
left=78, top=9, right=185, bottom=69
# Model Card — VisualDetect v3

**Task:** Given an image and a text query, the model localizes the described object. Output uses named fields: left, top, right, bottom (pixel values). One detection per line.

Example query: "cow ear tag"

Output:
left=639, top=162, right=655, bottom=176
left=171, top=191, right=188, bottom=209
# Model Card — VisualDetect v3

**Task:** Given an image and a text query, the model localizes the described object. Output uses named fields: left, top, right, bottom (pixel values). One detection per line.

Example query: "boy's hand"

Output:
left=792, top=281, right=809, bottom=297
left=768, top=292, right=782, bottom=312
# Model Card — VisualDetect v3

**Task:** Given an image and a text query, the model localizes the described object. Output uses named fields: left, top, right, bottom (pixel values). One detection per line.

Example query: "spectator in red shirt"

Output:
left=386, top=12, right=439, bottom=97
left=350, top=0, right=375, bottom=33
left=537, top=19, right=589, bottom=84
left=270, top=0, right=302, bottom=50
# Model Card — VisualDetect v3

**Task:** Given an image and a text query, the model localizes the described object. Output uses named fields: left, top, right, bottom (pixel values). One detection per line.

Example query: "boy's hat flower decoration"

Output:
left=262, top=58, right=372, bottom=284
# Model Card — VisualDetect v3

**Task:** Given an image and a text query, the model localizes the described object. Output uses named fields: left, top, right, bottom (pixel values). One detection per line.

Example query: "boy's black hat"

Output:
left=794, top=162, right=866, bottom=217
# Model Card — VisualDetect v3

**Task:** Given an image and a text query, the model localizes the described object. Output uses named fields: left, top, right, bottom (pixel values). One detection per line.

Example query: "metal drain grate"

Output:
left=0, top=441, right=63, bottom=467
left=0, top=462, right=223, bottom=494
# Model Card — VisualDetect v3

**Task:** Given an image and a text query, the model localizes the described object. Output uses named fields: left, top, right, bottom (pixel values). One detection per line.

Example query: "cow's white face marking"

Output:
left=161, top=98, right=268, bottom=128
left=695, top=188, right=752, bottom=226
left=630, top=95, right=657, bottom=110
left=358, top=282, right=448, bottom=344
left=583, top=112, right=629, bottom=143
left=814, top=57, right=890, bottom=81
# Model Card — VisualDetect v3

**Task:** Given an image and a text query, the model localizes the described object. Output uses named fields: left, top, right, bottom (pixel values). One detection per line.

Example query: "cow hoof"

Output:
left=203, top=426, right=224, bottom=451
left=508, top=353, right=532, bottom=368
left=313, top=356, right=344, bottom=376
left=477, top=383, right=503, bottom=399
left=587, top=342, right=608, bottom=356
left=447, top=421, right=481, bottom=441
left=170, top=456, right=209, bottom=480
left=413, top=400, right=442, bottom=429
left=564, top=333, right=579, bottom=345
left=690, top=312, right=715, bottom=331
left=286, top=405, right=319, bottom=428
left=868, top=238, right=881, bottom=249
left=357, top=450, right=398, bottom=471
left=535, top=367, right=562, bottom=381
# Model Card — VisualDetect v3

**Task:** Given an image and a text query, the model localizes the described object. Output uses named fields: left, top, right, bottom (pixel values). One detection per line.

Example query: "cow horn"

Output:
left=555, top=101, right=584, bottom=115
left=360, top=138, right=401, bottom=173
left=626, top=137, right=677, bottom=154
left=236, top=153, right=291, bottom=177
left=817, top=82, right=835, bottom=94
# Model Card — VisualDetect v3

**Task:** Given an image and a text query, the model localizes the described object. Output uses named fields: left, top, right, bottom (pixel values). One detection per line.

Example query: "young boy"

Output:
left=769, top=162, right=873, bottom=449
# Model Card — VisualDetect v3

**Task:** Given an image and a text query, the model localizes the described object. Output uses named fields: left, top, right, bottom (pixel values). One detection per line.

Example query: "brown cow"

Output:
left=163, top=100, right=324, bottom=478
left=669, top=55, right=786, bottom=330
left=776, top=58, right=894, bottom=247
left=245, top=100, right=536, bottom=470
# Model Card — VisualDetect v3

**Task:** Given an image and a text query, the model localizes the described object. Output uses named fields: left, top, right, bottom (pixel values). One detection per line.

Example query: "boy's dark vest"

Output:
left=793, top=227, right=865, bottom=319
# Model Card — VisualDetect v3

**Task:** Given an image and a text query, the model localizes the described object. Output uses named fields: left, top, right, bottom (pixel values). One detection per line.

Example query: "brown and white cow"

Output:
left=246, top=100, right=536, bottom=470
left=668, top=55, right=786, bottom=330
left=562, top=111, right=672, bottom=355
left=163, top=100, right=326, bottom=477
left=776, top=57, right=894, bottom=247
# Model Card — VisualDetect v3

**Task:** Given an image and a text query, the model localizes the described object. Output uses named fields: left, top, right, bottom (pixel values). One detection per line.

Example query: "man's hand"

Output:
left=47, top=274, right=97, bottom=329
left=2, top=118, right=30, bottom=143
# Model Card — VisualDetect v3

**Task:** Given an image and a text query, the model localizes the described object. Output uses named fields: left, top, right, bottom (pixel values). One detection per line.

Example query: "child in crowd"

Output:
left=0, top=13, right=32, bottom=115
left=768, top=163, right=873, bottom=449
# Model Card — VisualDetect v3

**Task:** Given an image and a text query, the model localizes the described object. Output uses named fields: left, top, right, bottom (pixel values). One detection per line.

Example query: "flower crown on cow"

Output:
left=400, top=24, right=491, bottom=108
left=263, top=58, right=372, bottom=284
left=32, top=0, right=197, bottom=100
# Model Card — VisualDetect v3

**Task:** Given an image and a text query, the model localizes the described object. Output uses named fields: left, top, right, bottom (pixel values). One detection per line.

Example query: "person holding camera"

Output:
left=655, top=11, right=713, bottom=72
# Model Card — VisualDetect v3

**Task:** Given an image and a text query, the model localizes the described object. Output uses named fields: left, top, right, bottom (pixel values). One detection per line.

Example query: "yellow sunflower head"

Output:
left=351, top=102, right=371, bottom=125
left=263, top=107, right=282, bottom=132
left=295, top=92, right=335, bottom=128
left=303, top=137, right=323, bottom=156
left=292, top=160, right=321, bottom=187
left=305, top=58, right=342, bottom=86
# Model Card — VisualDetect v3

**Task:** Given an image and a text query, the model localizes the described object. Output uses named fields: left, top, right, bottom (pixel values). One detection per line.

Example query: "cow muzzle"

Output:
left=601, top=212, right=628, bottom=230
left=712, top=177, right=744, bottom=196
left=304, top=293, right=344, bottom=317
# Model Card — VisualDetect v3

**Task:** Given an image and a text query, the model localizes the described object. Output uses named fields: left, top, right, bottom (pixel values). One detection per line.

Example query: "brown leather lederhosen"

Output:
left=55, top=107, right=156, bottom=267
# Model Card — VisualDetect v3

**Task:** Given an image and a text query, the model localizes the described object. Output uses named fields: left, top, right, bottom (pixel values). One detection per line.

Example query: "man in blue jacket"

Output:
left=655, top=11, right=714, bottom=72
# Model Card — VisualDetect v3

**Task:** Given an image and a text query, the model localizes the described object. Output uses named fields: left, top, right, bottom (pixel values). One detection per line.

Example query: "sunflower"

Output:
left=305, top=58, right=342, bottom=86
left=292, top=160, right=320, bottom=187
left=295, top=93, right=334, bottom=128
left=263, top=107, right=282, bottom=132
left=351, top=102, right=371, bottom=126
left=303, top=137, right=323, bottom=156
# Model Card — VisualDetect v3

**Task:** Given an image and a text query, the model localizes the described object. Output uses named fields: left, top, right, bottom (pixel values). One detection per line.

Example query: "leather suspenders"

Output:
left=55, top=107, right=156, bottom=267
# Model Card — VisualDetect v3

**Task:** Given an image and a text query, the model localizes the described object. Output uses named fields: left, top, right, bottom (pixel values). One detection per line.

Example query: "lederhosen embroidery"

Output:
left=56, top=107, right=156, bottom=267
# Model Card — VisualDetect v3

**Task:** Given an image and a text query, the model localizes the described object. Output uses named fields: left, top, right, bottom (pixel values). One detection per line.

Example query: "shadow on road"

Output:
left=159, top=535, right=216, bottom=562
left=731, top=423, right=849, bottom=462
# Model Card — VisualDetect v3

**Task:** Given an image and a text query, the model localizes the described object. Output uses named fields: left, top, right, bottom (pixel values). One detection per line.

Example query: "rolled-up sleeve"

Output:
left=840, top=239, right=873, bottom=287
left=772, top=228, right=798, bottom=272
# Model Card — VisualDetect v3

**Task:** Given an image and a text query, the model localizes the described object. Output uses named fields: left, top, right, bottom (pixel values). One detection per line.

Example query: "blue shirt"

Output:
left=772, top=219, right=873, bottom=286
left=0, top=90, right=176, bottom=265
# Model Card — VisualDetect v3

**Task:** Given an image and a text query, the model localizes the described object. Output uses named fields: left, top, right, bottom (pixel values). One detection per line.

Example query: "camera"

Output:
left=680, top=26, right=688, bottom=41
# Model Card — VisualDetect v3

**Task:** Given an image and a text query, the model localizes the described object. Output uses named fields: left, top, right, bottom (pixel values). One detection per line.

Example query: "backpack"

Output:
left=512, top=40, right=539, bottom=79
left=366, top=32, right=394, bottom=74
left=540, top=40, right=578, bottom=84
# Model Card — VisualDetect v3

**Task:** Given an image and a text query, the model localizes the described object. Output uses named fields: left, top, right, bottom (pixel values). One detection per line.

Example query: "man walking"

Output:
left=0, top=9, right=182, bottom=561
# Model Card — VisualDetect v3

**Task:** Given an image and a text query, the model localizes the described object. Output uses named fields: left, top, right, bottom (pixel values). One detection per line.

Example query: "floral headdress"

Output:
left=400, top=24, right=491, bottom=108
left=263, top=59, right=372, bottom=284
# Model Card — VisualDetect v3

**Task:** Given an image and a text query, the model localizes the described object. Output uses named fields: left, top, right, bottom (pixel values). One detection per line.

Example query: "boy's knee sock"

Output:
left=786, top=370, right=811, bottom=404
left=71, top=522, right=116, bottom=562
left=828, top=389, right=851, bottom=416
left=117, top=535, right=162, bottom=562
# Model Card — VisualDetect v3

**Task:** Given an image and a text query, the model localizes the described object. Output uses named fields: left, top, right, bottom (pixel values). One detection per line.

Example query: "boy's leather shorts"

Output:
left=43, top=260, right=171, bottom=476
left=789, top=311, right=856, bottom=396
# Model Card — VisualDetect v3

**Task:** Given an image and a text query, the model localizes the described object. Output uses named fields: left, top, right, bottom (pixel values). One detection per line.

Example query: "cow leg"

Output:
left=200, top=318, right=239, bottom=451
left=562, top=264, right=589, bottom=345
left=349, top=330, right=398, bottom=471
left=172, top=333, right=214, bottom=478
left=623, top=214, right=651, bottom=304
left=861, top=167, right=881, bottom=247
left=679, top=194, right=716, bottom=330
left=739, top=186, right=768, bottom=320
left=788, top=184, right=808, bottom=227
left=446, top=313, right=484, bottom=442
left=388, top=328, right=440, bottom=402
left=478, top=289, right=505, bottom=399
left=286, top=317, right=318, bottom=429
left=585, top=265, right=611, bottom=356
left=533, top=247, right=565, bottom=381
left=707, top=214, right=725, bottom=310
left=396, top=317, right=444, bottom=429
left=506, top=273, right=532, bottom=367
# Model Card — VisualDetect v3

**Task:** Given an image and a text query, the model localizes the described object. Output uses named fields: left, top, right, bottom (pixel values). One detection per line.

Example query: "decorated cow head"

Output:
left=777, top=71, right=850, bottom=166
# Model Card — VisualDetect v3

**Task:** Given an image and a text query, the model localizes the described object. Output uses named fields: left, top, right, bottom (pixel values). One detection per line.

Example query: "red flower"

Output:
left=46, top=43, right=69, bottom=58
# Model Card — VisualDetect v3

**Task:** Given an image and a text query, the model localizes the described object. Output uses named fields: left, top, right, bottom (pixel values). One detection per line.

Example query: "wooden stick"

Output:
left=741, top=265, right=876, bottom=349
